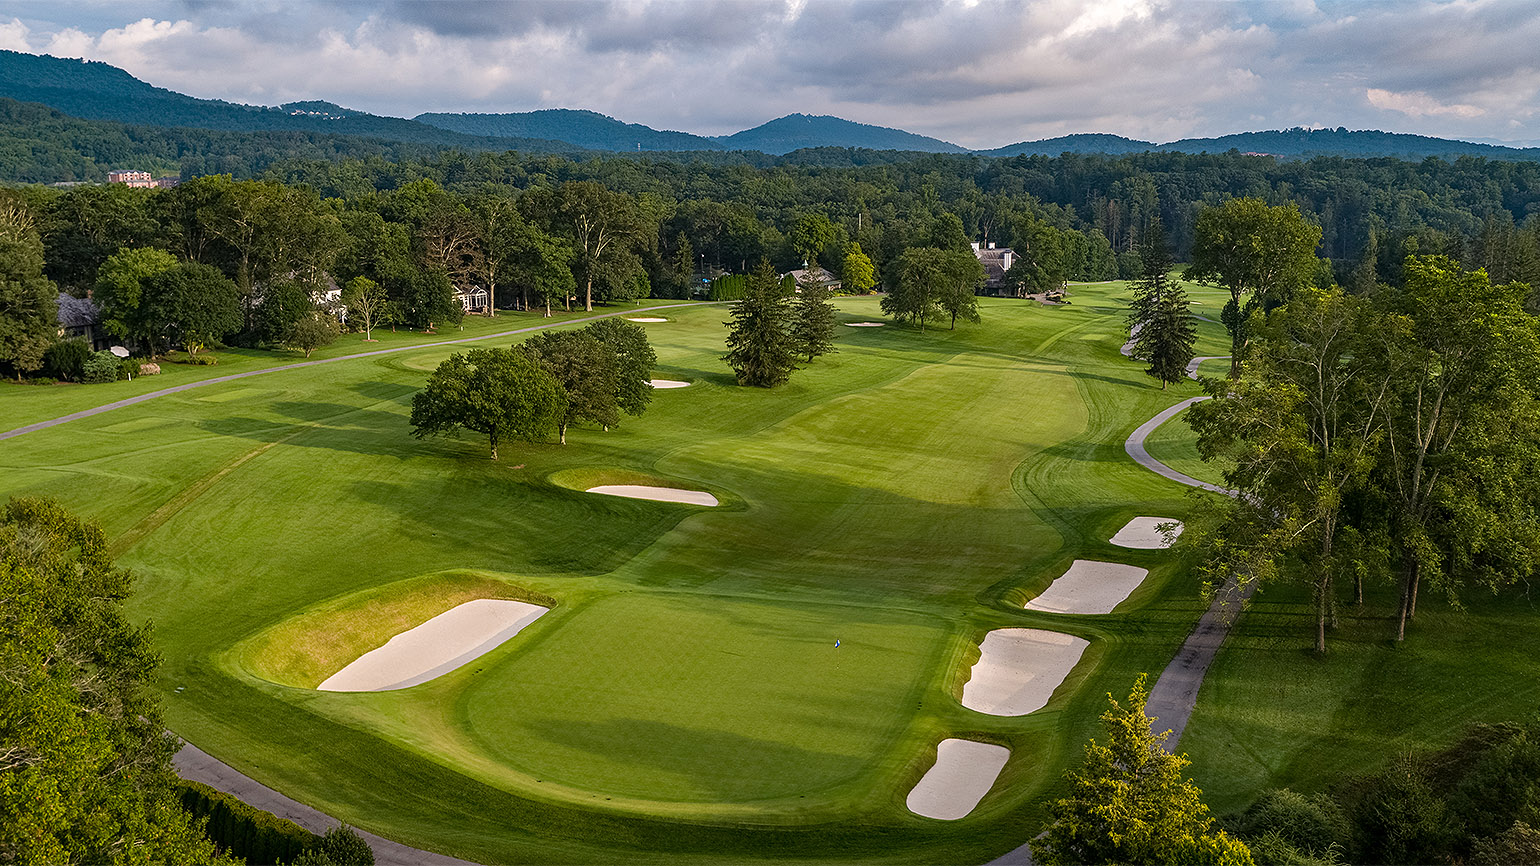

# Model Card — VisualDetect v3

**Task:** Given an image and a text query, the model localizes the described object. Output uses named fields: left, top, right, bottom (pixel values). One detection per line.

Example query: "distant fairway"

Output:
left=0, top=285, right=1241, bottom=863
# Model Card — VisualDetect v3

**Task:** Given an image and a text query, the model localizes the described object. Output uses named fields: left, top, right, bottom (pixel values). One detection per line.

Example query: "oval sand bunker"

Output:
left=1026, top=560, right=1151, bottom=615
left=648, top=379, right=691, bottom=389
left=961, top=628, right=1090, bottom=715
left=1110, top=516, right=1184, bottom=549
left=625, top=317, right=669, bottom=322
left=318, top=599, right=548, bottom=692
left=844, top=321, right=885, bottom=327
left=907, top=739, right=1010, bottom=820
left=586, top=484, right=719, bottom=506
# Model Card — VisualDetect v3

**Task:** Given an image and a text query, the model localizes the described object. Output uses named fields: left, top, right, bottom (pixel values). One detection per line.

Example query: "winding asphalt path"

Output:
left=0, top=302, right=712, bottom=442
left=173, top=743, right=476, bottom=866
left=1124, top=396, right=1235, bottom=495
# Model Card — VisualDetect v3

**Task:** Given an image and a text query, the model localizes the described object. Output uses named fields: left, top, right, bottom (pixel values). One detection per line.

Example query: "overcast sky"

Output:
left=3, top=0, right=1538, bottom=149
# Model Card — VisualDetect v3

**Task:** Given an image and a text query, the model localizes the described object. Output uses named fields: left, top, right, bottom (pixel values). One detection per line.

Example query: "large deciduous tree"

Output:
left=1127, top=221, right=1198, bottom=389
left=409, top=347, right=565, bottom=460
left=341, top=276, right=388, bottom=341
left=142, top=262, right=243, bottom=356
left=1370, top=255, right=1540, bottom=641
left=584, top=317, right=656, bottom=417
left=790, top=212, right=837, bottom=266
left=1188, top=198, right=1322, bottom=378
left=724, top=259, right=797, bottom=387
left=94, top=247, right=178, bottom=357
left=0, top=203, right=59, bottom=379
left=521, top=330, right=619, bottom=444
left=841, top=242, right=876, bottom=293
left=937, top=247, right=984, bottom=330
left=1189, top=286, right=1396, bottom=652
left=537, top=181, right=645, bottom=312
left=0, top=497, right=232, bottom=865
left=1034, top=676, right=1254, bottom=866
left=882, top=246, right=948, bottom=332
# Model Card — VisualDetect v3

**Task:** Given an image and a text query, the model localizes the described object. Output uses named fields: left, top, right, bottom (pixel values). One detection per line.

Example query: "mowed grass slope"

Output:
left=0, top=285, right=1228, bottom=863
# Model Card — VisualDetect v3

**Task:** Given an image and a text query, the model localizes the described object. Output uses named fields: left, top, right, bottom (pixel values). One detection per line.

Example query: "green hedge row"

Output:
left=177, top=780, right=319, bottom=865
left=709, top=274, right=747, bottom=301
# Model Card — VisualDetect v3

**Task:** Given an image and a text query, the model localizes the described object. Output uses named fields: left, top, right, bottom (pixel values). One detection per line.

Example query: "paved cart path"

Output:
left=174, top=743, right=478, bottom=866
left=0, top=302, right=714, bottom=442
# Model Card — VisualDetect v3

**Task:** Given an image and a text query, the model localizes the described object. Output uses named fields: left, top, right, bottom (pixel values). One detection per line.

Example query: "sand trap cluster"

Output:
left=648, top=379, right=691, bottom=389
left=906, top=739, right=1011, bottom=820
left=961, top=628, right=1090, bottom=716
left=625, top=317, right=669, bottom=323
left=844, top=322, right=886, bottom=327
left=318, top=599, right=548, bottom=692
left=1026, top=560, right=1151, bottom=615
left=586, top=484, right=719, bottom=506
left=1110, top=516, right=1184, bottom=549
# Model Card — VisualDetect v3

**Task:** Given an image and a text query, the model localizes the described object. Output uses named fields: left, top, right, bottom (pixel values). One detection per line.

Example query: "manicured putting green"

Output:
left=461, top=592, right=945, bottom=803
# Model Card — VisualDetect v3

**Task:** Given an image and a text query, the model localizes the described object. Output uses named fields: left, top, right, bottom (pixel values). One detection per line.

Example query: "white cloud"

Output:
left=1367, top=87, right=1486, bottom=119
left=6, top=1, right=1540, bottom=148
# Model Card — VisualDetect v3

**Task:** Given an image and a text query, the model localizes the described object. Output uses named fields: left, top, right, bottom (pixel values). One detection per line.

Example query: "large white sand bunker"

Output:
left=844, top=321, right=886, bottom=327
left=319, top=599, right=548, bottom=692
left=648, top=379, right=691, bottom=389
left=1110, top=516, right=1184, bottom=549
left=625, top=317, right=669, bottom=322
left=586, top=484, right=719, bottom=506
left=961, top=629, right=1090, bottom=715
left=1026, top=560, right=1151, bottom=615
left=906, top=739, right=1010, bottom=820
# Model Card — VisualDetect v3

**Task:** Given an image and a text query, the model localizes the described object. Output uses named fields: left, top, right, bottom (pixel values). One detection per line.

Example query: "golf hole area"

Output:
left=960, top=628, right=1089, bottom=716
left=906, top=739, right=1010, bottom=820
left=1110, top=516, right=1184, bottom=549
left=1025, top=560, right=1150, bottom=615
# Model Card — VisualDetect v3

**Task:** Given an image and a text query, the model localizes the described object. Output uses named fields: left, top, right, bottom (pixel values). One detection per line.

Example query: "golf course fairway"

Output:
left=0, top=286, right=1236, bottom=863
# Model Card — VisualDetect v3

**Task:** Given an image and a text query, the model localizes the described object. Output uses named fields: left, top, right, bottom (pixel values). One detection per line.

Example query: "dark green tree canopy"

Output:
left=0, top=204, right=58, bottom=378
left=409, top=347, right=566, bottom=460
left=0, top=497, right=230, bottom=865
left=790, top=271, right=838, bottom=362
left=724, top=259, right=797, bottom=387
left=521, top=329, right=619, bottom=444
left=584, top=316, right=656, bottom=416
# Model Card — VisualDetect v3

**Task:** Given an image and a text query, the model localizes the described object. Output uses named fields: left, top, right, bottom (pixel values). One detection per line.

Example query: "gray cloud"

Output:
left=9, top=0, right=1540, bottom=148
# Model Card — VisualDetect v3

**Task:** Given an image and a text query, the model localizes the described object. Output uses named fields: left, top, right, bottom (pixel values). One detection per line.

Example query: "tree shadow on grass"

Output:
left=475, top=714, right=874, bottom=803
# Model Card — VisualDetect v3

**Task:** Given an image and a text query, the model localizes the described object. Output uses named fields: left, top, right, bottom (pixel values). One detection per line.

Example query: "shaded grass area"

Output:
left=1183, top=578, right=1540, bottom=815
left=0, top=286, right=1236, bottom=863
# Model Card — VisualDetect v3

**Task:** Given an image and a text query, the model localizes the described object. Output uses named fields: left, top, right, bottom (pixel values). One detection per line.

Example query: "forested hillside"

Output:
left=416, top=109, right=725, bottom=152
left=715, top=113, right=968, bottom=154
left=0, top=50, right=581, bottom=152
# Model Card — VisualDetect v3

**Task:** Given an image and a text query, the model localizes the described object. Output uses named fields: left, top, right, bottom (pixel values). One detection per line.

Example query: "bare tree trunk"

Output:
left=585, top=277, right=593, bottom=312
left=559, top=423, right=567, bottom=445
left=1396, top=562, right=1417, bottom=642
left=1355, top=572, right=1364, bottom=606
left=545, top=297, right=551, bottom=318
left=489, top=439, right=498, bottom=461
left=1409, top=567, right=1421, bottom=619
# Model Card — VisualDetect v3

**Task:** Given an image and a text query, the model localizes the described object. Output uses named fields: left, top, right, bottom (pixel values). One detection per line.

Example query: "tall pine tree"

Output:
left=1128, top=221, right=1197, bottom=390
left=724, top=259, right=796, bottom=387
left=790, top=271, right=837, bottom=362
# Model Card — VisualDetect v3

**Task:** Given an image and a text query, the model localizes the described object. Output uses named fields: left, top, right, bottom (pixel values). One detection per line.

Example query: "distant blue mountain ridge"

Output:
left=3, top=49, right=1538, bottom=162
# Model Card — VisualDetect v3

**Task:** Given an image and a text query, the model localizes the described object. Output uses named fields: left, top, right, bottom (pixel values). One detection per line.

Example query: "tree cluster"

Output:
left=722, top=260, right=838, bottom=387
left=1187, top=255, right=1540, bottom=651
left=409, top=318, right=655, bottom=458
